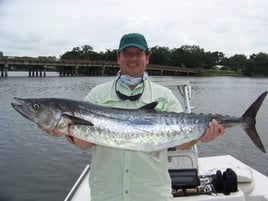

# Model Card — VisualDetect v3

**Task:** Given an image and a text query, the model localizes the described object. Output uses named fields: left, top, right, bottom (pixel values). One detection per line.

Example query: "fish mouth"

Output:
left=11, top=97, right=34, bottom=122
left=11, top=97, right=25, bottom=112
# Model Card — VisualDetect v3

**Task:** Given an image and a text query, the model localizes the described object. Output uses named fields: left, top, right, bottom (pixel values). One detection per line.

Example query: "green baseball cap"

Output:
left=118, top=33, right=148, bottom=52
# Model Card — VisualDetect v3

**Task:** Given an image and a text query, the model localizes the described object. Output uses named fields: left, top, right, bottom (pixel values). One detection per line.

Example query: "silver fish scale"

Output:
left=71, top=110, right=211, bottom=151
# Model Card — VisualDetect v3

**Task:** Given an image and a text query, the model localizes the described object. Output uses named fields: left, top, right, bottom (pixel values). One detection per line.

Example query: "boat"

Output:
left=64, top=81, right=268, bottom=201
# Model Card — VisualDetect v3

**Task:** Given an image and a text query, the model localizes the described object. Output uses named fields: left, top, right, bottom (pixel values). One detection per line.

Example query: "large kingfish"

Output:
left=11, top=92, right=267, bottom=152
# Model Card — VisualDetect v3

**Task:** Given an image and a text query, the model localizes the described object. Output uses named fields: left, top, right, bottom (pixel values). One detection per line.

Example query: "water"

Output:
left=0, top=75, right=268, bottom=201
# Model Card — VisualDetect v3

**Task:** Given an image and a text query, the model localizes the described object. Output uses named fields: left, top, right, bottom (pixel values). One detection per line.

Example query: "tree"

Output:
left=227, top=54, right=248, bottom=72
left=178, top=45, right=206, bottom=68
left=61, top=45, right=98, bottom=60
left=61, top=47, right=82, bottom=59
left=100, top=49, right=117, bottom=61
left=150, top=46, right=170, bottom=65
left=246, top=52, right=268, bottom=76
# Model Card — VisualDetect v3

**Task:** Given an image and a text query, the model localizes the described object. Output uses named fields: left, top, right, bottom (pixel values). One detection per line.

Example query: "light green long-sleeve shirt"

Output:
left=84, top=79, right=183, bottom=201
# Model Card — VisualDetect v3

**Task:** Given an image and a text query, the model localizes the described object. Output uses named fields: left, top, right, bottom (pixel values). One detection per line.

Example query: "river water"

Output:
left=0, top=74, right=268, bottom=201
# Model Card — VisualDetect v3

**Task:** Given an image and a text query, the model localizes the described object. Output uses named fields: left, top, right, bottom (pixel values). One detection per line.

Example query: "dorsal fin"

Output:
left=139, top=102, right=158, bottom=110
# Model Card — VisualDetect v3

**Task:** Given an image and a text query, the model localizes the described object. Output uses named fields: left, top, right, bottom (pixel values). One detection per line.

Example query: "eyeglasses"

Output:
left=115, top=78, right=145, bottom=101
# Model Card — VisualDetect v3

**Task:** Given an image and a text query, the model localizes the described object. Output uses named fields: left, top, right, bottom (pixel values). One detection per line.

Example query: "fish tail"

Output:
left=241, top=91, right=267, bottom=153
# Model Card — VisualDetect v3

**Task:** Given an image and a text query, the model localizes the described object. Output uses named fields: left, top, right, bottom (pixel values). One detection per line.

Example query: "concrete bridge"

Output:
left=0, top=57, right=202, bottom=77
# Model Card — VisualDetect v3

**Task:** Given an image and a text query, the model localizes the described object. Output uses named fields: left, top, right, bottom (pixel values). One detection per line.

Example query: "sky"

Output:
left=0, top=0, right=268, bottom=58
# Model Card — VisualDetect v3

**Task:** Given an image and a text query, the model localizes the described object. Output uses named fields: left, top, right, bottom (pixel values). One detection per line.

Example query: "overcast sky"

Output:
left=0, top=0, right=268, bottom=58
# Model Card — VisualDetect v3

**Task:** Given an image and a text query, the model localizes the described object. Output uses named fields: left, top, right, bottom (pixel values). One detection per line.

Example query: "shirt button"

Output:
left=125, top=169, right=129, bottom=173
left=125, top=190, right=128, bottom=194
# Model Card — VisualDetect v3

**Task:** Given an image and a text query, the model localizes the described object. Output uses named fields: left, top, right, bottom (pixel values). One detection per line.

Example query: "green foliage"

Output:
left=225, top=54, right=248, bottom=72
left=150, top=46, right=170, bottom=65
left=61, top=45, right=117, bottom=61
left=60, top=45, right=268, bottom=76
left=245, top=52, right=268, bottom=76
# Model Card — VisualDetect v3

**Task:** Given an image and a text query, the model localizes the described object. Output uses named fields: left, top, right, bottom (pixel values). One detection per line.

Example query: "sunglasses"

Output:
left=115, top=78, right=144, bottom=101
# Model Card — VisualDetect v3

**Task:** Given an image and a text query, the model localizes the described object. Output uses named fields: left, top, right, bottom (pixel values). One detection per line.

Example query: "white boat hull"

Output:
left=65, top=154, right=268, bottom=201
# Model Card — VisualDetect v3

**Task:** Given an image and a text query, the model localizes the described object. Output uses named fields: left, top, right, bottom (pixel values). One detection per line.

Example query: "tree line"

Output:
left=61, top=45, right=268, bottom=76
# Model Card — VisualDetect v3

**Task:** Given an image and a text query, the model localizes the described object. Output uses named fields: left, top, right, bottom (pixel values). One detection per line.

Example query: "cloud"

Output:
left=0, top=0, right=268, bottom=57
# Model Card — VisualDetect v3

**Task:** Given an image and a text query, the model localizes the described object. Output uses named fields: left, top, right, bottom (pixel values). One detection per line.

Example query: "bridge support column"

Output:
left=43, top=65, right=47, bottom=77
left=75, top=65, right=79, bottom=76
left=39, top=67, right=42, bottom=77
left=35, top=67, right=38, bottom=77
left=59, top=66, right=77, bottom=77
left=28, top=67, right=33, bottom=77
left=1, top=63, right=8, bottom=77
left=1, top=66, right=3, bottom=77
left=101, top=65, right=106, bottom=76
left=28, top=66, right=46, bottom=77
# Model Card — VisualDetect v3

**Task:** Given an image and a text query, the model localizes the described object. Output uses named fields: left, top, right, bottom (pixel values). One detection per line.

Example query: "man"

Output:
left=44, top=33, right=224, bottom=201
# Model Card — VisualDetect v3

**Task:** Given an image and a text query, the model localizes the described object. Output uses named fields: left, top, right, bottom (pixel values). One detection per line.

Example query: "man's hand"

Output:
left=177, top=119, right=225, bottom=150
left=200, top=119, right=224, bottom=143
left=39, top=126, right=64, bottom=137
left=39, top=126, right=93, bottom=149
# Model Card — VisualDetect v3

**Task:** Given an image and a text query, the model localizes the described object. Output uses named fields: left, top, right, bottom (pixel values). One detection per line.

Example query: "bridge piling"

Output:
left=28, top=66, right=46, bottom=77
left=1, top=64, right=8, bottom=77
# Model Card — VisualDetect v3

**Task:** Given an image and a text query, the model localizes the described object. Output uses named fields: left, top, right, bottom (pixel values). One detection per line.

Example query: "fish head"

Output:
left=11, top=97, right=63, bottom=129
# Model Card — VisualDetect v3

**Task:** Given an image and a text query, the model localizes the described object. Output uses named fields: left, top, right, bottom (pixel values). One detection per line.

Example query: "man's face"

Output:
left=117, top=47, right=150, bottom=77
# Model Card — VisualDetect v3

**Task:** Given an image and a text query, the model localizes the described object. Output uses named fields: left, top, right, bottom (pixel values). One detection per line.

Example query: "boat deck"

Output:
left=65, top=154, right=268, bottom=201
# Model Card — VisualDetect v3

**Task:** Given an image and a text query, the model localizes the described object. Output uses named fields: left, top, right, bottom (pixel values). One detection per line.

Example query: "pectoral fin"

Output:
left=139, top=102, right=158, bottom=110
left=62, top=114, right=94, bottom=126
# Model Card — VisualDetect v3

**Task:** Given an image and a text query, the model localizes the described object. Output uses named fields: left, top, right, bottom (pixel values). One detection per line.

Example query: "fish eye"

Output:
left=32, top=103, right=40, bottom=111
